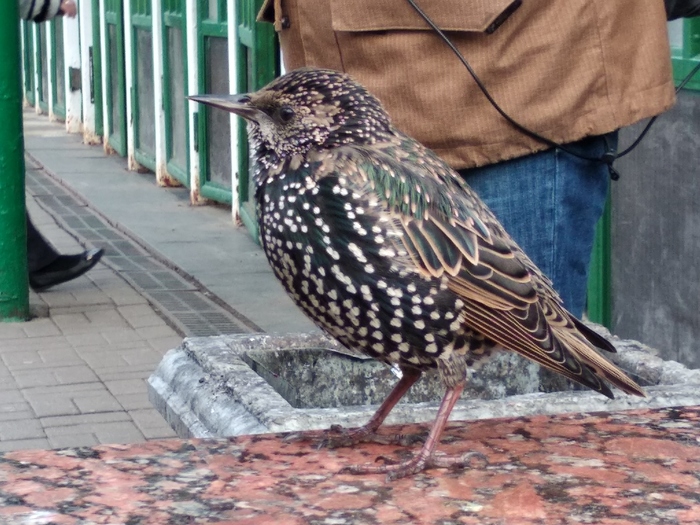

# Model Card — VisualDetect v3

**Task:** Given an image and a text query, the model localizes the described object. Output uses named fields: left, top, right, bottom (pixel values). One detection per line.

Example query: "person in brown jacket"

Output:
left=257, top=0, right=690, bottom=318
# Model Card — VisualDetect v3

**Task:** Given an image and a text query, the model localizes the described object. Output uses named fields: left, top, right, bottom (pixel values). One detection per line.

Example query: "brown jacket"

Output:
left=259, top=0, right=676, bottom=169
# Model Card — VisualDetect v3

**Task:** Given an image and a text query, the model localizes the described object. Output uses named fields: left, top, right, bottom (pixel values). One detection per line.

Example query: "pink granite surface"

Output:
left=1, top=406, right=699, bottom=524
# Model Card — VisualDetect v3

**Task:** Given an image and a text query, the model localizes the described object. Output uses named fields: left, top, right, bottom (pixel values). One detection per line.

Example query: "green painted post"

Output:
left=0, top=2, right=30, bottom=321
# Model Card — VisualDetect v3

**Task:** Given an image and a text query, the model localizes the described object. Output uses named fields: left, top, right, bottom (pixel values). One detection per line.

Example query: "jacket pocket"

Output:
left=330, top=0, right=522, bottom=34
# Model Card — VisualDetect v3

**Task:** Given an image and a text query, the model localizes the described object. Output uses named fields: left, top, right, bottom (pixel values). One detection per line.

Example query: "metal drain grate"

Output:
left=26, top=167, right=260, bottom=337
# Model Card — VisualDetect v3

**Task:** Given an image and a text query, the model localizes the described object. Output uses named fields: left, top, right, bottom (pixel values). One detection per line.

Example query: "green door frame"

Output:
left=162, top=0, right=189, bottom=186
left=105, top=0, right=127, bottom=156
left=37, top=23, right=49, bottom=114
left=196, top=0, right=232, bottom=204
left=49, top=18, right=66, bottom=120
left=22, top=22, right=36, bottom=106
left=130, top=0, right=156, bottom=171
left=586, top=18, right=700, bottom=327
left=672, top=18, right=700, bottom=90
left=235, top=0, right=278, bottom=239
left=91, top=0, right=104, bottom=137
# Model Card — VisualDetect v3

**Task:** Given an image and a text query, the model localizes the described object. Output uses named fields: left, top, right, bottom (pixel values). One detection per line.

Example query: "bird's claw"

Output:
left=340, top=450, right=489, bottom=481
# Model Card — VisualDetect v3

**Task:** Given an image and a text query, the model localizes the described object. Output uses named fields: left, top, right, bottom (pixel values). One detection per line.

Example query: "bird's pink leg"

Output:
left=341, top=383, right=483, bottom=480
left=322, top=368, right=422, bottom=447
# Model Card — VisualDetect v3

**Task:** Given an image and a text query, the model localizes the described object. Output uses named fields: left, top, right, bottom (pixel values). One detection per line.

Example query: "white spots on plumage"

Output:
left=425, top=333, right=435, bottom=343
left=394, top=308, right=404, bottom=318
left=455, top=299, right=465, bottom=309
left=444, top=311, right=455, bottom=320
left=372, top=343, right=384, bottom=353
left=327, top=247, right=340, bottom=260
left=372, top=330, right=383, bottom=340
left=412, top=305, right=422, bottom=316
left=426, top=343, right=438, bottom=354
left=377, top=280, right=387, bottom=289
left=423, top=296, right=435, bottom=305
left=399, top=342, right=410, bottom=353
left=430, top=311, right=441, bottom=320
left=364, top=264, right=375, bottom=274
left=391, top=333, right=403, bottom=343
left=352, top=222, right=368, bottom=236
left=414, top=320, right=426, bottom=330
left=390, top=317, right=402, bottom=328
left=348, top=243, right=368, bottom=263
left=370, top=318, right=381, bottom=329
left=407, top=283, right=417, bottom=293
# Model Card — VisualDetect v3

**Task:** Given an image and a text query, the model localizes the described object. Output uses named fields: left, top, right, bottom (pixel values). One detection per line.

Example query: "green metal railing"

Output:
left=0, top=4, right=30, bottom=321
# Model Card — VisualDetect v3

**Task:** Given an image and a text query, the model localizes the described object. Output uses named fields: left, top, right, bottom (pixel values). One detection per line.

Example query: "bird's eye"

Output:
left=278, top=106, right=295, bottom=123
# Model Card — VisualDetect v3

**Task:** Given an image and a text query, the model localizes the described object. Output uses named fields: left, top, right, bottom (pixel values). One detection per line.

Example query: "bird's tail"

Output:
left=554, top=326, right=646, bottom=398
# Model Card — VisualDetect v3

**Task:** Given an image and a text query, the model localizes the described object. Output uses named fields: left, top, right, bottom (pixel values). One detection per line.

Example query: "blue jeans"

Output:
left=459, top=133, right=617, bottom=318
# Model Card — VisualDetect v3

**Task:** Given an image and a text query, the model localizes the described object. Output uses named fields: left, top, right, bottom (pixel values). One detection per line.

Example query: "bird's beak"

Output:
left=187, top=94, right=263, bottom=122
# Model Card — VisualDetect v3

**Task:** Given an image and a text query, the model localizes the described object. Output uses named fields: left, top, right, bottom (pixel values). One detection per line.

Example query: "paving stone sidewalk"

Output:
left=0, top=177, right=181, bottom=452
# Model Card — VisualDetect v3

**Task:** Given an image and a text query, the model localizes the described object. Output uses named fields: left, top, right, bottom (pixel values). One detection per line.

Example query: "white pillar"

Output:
left=227, top=0, right=239, bottom=222
left=123, top=0, right=138, bottom=170
left=152, top=0, right=171, bottom=186
left=46, top=23, right=55, bottom=119
left=79, top=0, right=100, bottom=143
left=186, top=0, right=203, bottom=204
left=63, top=12, right=82, bottom=133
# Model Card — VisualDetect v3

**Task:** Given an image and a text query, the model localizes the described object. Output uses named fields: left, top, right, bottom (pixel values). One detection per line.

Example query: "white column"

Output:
left=63, top=12, right=82, bottom=133
left=152, top=0, right=171, bottom=186
left=46, top=22, right=55, bottom=119
left=123, top=0, right=139, bottom=170
left=79, top=0, right=100, bottom=143
left=186, top=0, right=203, bottom=203
left=227, top=0, right=239, bottom=221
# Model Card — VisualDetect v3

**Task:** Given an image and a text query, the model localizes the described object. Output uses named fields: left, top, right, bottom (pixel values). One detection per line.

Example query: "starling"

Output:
left=189, top=68, right=645, bottom=479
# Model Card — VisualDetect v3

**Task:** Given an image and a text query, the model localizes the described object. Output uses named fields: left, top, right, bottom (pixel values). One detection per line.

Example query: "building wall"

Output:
left=611, top=89, right=700, bottom=368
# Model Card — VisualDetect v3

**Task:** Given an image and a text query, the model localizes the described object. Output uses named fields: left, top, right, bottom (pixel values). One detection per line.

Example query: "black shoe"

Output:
left=29, top=248, right=104, bottom=292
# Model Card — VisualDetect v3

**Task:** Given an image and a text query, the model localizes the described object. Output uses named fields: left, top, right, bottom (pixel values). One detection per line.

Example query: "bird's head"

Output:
left=189, top=68, right=393, bottom=158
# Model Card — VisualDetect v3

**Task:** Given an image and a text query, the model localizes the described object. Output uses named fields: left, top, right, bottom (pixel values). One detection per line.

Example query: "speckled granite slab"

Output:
left=1, top=406, right=699, bottom=524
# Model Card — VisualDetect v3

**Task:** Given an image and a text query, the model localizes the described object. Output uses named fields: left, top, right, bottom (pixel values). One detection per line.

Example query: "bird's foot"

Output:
left=319, top=424, right=426, bottom=449
left=340, top=451, right=487, bottom=481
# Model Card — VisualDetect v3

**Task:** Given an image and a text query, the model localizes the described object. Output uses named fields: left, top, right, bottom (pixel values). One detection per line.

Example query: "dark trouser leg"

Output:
left=26, top=212, right=60, bottom=273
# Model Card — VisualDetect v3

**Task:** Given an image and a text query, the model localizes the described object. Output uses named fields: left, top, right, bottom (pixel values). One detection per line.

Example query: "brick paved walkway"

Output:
left=0, top=172, right=180, bottom=452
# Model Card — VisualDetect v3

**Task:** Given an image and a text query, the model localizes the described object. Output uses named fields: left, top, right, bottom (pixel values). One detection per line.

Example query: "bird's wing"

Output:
left=305, top=143, right=643, bottom=398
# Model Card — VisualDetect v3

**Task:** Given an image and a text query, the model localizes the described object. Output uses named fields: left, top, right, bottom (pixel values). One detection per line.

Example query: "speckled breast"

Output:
left=255, top=167, right=488, bottom=374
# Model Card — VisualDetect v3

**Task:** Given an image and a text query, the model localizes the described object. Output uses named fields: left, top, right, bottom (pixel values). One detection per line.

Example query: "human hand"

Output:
left=60, top=0, right=77, bottom=18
